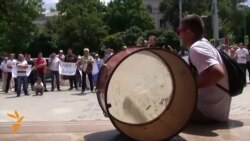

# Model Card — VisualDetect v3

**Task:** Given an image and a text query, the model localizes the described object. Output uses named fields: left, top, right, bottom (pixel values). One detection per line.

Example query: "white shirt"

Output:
left=190, top=38, right=231, bottom=122
left=6, top=59, right=17, bottom=72
left=16, top=60, right=28, bottom=77
left=235, top=48, right=249, bottom=64
left=16, top=60, right=28, bottom=65
left=0, top=61, right=8, bottom=72
left=80, top=55, right=94, bottom=72
left=49, top=57, right=60, bottom=71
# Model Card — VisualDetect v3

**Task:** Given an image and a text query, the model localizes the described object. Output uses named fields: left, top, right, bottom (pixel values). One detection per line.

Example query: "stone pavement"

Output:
left=0, top=82, right=250, bottom=140
left=0, top=86, right=107, bottom=122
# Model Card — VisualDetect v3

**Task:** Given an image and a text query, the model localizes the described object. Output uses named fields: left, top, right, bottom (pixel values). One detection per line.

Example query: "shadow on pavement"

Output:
left=71, top=92, right=92, bottom=96
left=183, top=119, right=244, bottom=137
left=84, top=130, right=131, bottom=141
left=84, top=130, right=187, bottom=141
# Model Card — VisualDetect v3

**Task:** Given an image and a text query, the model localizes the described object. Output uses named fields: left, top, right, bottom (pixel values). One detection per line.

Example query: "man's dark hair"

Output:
left=181, top=14, right=204, bottom=40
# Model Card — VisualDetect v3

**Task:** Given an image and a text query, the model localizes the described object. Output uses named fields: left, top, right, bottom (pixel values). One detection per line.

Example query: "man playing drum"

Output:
left=178, top=14, right=231, bottom=122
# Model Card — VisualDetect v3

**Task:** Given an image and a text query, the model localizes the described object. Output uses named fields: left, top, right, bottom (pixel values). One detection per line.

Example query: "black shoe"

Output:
left=68, top=88, right=73, bottom=90
left=51, top=89, right=54, bottom=91
left=58, top=89, right=61, bottom=91
left=17, top=95, right=20, bottom=97
left=44, top=90, right=49, bottom=92
left=75, top=88, right=79, bottom=90
left=25, top=94, right=29, bottom=96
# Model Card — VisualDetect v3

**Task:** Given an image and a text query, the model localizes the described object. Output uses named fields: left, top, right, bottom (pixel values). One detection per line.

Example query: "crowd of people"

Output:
left=220, top=43, right=250, bottom=81
left=0, top=48, right=115, bottom=97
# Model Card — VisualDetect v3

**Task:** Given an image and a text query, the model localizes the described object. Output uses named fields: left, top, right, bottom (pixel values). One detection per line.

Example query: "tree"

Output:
left=0, top=0, right=43, bottom=54
left=27, top=33, right=57, bottom=57
left=160, top=0, right=247, bottom=41
left=123, top=26, right=143, bottom=46
left=144, top=30, right=180, bottom=51
left=46, top=0, right=108, bottom=53
left=104, top=0, right=154, bottom=34
left=103, top=32, right=125, bottom=52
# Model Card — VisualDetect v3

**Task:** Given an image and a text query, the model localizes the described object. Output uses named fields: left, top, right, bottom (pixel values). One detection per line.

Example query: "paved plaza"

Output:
left=0, top=86, right=106, bottom=122
left=0, top=80, right=250, bottom=140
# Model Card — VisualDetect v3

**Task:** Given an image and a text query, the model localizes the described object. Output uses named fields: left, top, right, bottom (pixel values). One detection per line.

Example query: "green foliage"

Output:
left=104, top=0, right=154, bottom=34
left=103, top=32, right=125, bottom=52
left=103, top=27, right=180, bottom=52
left=27, top=33, right=57, bottom=57
left=160, top=0, right=247, bottom=41
left=0, top=0, right=43, bottom=54
left=46, top=0, right=108, bottom=54
left=144, top=30, right=180, bottom=50
left=123, top=26, right=143, bottom=46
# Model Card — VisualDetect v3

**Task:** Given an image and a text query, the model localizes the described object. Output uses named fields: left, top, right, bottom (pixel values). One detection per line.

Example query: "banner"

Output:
left=59, top=62, right=77, bottom=76
left=12, top=65, right=32, bottom=78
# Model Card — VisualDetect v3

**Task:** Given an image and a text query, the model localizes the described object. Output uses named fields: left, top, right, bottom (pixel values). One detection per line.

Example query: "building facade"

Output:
left=142, top=0, right=164, bottom=29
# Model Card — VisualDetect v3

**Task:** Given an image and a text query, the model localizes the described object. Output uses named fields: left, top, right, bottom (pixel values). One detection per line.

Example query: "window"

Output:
left=146, top=4, right=153, bottom=13
left=160, top=19, right=166, bottom=28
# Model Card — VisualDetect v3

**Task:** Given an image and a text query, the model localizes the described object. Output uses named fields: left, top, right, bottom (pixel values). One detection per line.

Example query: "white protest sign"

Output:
left=12, top=65, right=32, bottom=78
left=59, top=62, right=77, bottom=76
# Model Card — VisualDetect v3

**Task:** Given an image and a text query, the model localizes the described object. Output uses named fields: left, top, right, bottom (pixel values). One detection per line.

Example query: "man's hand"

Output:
left=17, top=65, right=28, bottom=69
left=198, top=64, right=225, bottom=89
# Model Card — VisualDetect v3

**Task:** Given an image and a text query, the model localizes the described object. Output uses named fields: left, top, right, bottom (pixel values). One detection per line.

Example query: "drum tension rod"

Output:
left=107, top=103, right=112, bottom=108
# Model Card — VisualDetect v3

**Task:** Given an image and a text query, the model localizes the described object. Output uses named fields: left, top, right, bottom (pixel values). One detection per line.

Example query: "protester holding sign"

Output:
left=25, top=54, right=35, bottom=91
left=16, top=54, right=29, bottom=97
left=65, top=48, right=78, bottom=90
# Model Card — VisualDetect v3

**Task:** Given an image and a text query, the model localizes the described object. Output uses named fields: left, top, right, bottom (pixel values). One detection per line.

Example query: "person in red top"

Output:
left=34, top=52, right=48, bottom=92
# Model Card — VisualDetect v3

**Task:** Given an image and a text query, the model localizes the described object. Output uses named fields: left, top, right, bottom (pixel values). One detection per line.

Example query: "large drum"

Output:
left=96, top=47, right=197, bottom=141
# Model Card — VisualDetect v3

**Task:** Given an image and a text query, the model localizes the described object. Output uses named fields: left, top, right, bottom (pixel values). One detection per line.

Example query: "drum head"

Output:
left=107, top=51, right=174, bottom=124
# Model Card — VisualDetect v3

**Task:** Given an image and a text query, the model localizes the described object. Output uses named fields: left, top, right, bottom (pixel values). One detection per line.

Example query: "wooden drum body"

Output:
left=96, top=48, right=197, bottom=141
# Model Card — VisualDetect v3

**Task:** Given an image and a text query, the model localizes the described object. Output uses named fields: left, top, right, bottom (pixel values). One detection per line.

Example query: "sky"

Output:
left=42, top=0, right=250, bottom=13
left=42, top=0, right=110, bottom=13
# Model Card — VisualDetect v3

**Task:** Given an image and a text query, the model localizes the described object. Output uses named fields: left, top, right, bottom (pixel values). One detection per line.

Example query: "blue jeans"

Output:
left=17, top=76, right=28, bottom=96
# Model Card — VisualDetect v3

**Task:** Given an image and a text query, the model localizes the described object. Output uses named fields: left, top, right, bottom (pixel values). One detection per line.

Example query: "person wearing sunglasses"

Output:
left=178, top=14, right=231, bottom=122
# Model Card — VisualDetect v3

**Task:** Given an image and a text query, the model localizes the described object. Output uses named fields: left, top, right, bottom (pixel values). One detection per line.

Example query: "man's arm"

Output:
left=197, top=64, right=225, bottom=88
left=17, top=62, right=28, bottom=69
left=88, top=56, right=94, bottom=63
left=42, top=59, right=47, bottom=66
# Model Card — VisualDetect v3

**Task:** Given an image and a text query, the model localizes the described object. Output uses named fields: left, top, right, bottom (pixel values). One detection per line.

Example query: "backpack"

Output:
left=189, top=40, right=246, bottom=97
left=216, top=50, right=246, bottom=96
